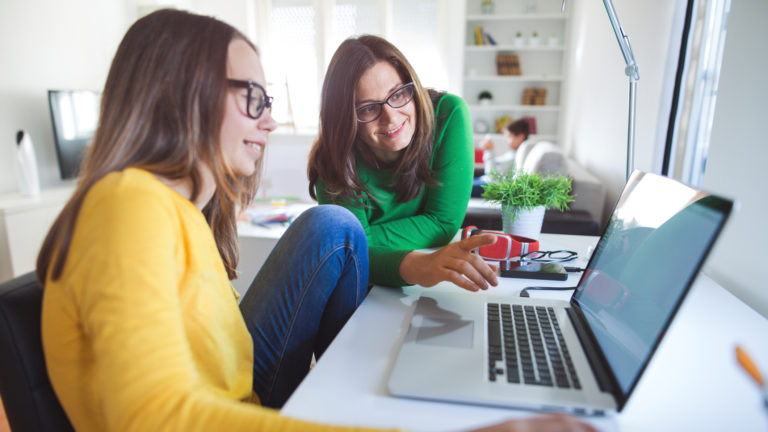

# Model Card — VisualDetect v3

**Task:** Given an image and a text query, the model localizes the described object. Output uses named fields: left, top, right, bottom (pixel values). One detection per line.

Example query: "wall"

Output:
left=0, top=0, right=131, bottom=195
left=0, top=0, right=254, bottom=197
left=564, top=0, right=767, bottom=317
left=701, top=0, right=768, bottom=317
left=563, top=0, right=684, bottom=222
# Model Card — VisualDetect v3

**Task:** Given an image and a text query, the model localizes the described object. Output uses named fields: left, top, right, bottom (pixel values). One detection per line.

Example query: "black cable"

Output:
left=520, top=286, right=577, bottom=298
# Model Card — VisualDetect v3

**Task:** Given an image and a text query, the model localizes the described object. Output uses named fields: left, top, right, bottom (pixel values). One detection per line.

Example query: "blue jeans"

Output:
left=472, top=176, right=488, bottom=198
left=239, top=205, right=369, bottom=408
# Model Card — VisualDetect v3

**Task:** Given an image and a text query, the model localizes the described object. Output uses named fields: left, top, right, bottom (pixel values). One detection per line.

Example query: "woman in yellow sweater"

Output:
left=35, top=8, right=596, bottom=432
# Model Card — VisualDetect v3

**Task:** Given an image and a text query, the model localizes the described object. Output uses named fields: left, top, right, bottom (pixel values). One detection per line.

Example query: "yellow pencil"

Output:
left=736, top=345, right=768, bottom=408
left=737, top=345, right=764, bottom=387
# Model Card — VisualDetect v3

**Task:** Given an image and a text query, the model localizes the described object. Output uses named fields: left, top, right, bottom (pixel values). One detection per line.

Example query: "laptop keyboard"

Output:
left=487, top=303, right=581, bottom=389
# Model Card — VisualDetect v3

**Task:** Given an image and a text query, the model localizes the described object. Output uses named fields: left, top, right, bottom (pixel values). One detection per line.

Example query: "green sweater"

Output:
left=316, top=93, right=473, bottom=286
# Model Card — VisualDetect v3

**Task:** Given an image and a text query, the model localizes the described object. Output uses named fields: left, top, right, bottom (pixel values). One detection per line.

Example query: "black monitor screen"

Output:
left=48, top=89, right=100, bottom=179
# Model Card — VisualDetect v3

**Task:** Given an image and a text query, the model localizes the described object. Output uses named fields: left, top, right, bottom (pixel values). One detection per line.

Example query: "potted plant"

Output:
left=514, top=31, right=525, bottom=47
left=481, top=169, right=573, bottom=239
left=481, top=0, right=495, bottom=14
left=529, top=31, right=540, bottom=46
left=478, top=90, right=493, bottom=105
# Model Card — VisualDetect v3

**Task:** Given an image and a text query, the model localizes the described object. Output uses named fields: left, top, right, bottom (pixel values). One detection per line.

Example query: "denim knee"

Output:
left=296, top=205, right=366, bottom=244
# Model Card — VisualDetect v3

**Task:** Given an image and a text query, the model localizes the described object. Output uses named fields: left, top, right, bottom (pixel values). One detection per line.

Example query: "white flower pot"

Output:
left=502, top=205, right=545, bottom=240
left=548, top=36, right=559, bottom=47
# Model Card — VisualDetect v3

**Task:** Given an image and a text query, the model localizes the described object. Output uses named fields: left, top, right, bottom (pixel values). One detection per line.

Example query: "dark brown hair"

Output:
left=37, top=9, right=260, bottom=282
left=307, top=35, right=438, bottom=205
left=506, top=119, right=531, bottom=140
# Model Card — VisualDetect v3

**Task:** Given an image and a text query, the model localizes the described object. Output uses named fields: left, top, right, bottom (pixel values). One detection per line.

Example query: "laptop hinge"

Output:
left=566, top=307, right=622, bottom=403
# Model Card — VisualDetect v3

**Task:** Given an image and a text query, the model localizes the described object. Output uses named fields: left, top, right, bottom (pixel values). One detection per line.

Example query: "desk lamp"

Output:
left=562, top=0, right=640, bottom=181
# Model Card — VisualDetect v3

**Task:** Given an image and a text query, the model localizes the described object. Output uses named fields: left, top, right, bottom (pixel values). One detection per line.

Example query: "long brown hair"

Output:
left=37, top=9, right=260, bottom=282
left=307, top=35, right=438, bottom=205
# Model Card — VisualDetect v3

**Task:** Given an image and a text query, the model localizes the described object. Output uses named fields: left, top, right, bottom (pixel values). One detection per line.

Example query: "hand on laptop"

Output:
left=399, top=234, right=499, bottom=291
left=468, top=414, right=599, bottom=432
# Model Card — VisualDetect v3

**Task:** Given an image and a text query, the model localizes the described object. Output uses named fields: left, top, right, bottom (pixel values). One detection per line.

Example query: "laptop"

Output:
left=388, top=171, right=733, bottom=414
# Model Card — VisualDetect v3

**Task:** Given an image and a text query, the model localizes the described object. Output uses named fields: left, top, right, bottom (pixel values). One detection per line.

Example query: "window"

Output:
left=254, top=0, right=445, bottom=132
left=663, top=0, right=731, bottom=186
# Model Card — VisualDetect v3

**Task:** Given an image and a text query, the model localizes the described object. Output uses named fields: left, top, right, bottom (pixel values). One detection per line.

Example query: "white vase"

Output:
left=15, top=130, right=40, bottom=197
left=502, top=205, right=545, bottom=240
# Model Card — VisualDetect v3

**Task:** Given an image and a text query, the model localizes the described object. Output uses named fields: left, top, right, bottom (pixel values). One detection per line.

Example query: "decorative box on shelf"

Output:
left=522, top=87, right=547, bottom=105
left=496, top=52, right=521, bottom=75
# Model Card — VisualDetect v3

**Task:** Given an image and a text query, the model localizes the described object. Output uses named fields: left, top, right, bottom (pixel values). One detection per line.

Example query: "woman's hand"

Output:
left=468, top=414, right=600, bottom=432
left=399, top=234, right=499, bottom=292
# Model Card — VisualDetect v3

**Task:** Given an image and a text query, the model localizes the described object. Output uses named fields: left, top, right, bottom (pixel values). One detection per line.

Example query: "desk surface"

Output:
left=282, top=234, right=768, bottom=431
left=0, top=185, right=74, bottom=214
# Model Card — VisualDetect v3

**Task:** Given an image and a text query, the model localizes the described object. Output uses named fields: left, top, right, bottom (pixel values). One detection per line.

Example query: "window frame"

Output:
left=662, top=0, right=731, bottom=187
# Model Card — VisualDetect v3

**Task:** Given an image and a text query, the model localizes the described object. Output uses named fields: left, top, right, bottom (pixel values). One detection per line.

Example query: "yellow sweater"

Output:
left=42, top=168, right=389, bottom=432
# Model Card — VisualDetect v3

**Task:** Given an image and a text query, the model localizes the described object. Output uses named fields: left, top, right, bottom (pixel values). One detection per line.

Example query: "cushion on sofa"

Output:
left=520, top=141, right=568, bottom=176
left=517, top=141, right=606, bottom=227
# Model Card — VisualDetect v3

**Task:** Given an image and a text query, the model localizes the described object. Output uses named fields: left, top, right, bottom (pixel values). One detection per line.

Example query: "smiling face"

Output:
left=355, top=61, right=417, bottom=164
left=220, top=38, right=277, bottom=177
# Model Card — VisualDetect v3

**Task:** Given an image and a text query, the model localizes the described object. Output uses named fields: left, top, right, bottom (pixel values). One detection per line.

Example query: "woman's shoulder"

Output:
left=90, top=168, right=169, bottom=200
left=85, top=168, right=191, bottom=218
left=431, top=92, right=470, bottom=133
left=433, top=92, right=468, bottom=113
left=435, top=92, right=464, bottom=105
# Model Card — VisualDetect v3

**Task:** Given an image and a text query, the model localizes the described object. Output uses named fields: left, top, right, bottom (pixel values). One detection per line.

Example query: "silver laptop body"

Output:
left=388, top=171, right=733, bottom=415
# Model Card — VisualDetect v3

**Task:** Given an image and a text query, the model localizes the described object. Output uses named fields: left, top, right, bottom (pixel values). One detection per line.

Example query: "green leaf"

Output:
left=481, top=169, right=574, bottom=219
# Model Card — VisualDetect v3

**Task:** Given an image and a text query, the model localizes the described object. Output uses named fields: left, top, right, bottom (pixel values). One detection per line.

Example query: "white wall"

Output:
left=0, top=0, right=254, bottom=196
left=563, top=0, right=683, bottom=222
left=0, top=0, right=132, bottom=195
left=564, top=0, right=768, bottom=317
left=701, top=0, right=768, bottom=318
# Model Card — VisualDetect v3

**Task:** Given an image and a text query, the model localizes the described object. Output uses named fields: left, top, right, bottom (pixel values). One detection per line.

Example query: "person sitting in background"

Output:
left=472, top=118, right=531, bottom=197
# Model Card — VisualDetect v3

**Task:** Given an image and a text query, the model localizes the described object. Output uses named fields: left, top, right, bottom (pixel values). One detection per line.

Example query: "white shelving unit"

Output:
left=461, top=0, right=571, bottom=144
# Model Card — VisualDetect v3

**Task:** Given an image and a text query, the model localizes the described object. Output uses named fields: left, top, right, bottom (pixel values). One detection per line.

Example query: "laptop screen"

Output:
left=572, top=172, right=731, bottom=396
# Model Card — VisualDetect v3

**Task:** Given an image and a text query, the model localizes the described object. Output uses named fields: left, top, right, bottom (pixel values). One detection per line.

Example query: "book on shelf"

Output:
left=484, top=31, right=497, bottom=46
left=474, top=25, right=484, bottom=46
left=521, top=116, right=538, bottom=135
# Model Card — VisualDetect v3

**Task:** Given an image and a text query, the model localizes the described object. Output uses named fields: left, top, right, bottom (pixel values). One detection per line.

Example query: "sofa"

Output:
left=465, top=140, right=606, bottom=235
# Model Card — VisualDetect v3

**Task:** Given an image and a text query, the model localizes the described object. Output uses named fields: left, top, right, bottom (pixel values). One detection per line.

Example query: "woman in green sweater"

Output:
left=308, top=35, right=498, bottom=291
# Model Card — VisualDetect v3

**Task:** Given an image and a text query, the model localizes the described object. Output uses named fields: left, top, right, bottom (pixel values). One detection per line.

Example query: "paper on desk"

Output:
left=244, top=203, right=314, bottom=227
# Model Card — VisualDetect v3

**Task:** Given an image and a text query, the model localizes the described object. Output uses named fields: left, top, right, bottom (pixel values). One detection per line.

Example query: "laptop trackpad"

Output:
left=414, top=316, right=474, bottom=349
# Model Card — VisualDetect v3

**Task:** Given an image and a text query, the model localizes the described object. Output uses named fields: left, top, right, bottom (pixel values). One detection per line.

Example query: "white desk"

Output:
left=0, top=186, right=75, bottom=282
left=234, top=202, right=315, bottom=297
left=282, top=234, right=768, bottom=431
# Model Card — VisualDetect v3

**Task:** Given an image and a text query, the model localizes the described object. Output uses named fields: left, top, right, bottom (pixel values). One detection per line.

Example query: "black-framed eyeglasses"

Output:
left=227, top=79, right=273, bottom=120
left=356, top=82, right=415, bottom=123
left=521, top=250, right=578, bottom=263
